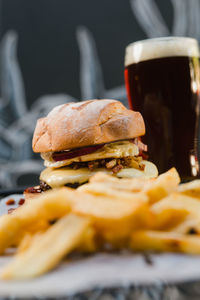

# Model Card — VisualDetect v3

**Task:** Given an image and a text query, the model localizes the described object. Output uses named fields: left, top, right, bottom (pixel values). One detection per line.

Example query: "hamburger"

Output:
left=24, top=99, right=158, bottom=198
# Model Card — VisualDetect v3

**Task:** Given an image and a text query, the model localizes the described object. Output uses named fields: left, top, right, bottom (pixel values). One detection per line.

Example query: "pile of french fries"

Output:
left=1, top=167, right=200, bottom=280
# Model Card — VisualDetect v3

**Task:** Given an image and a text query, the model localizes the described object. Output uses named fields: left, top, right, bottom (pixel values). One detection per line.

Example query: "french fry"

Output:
left=78, top=182, right=144, bottom=199
left=76, top=227, right=97, bottom=253
left=12, top=219, right=51, bottom=248
left=170, top=217, right=200, bottom=234
left=71, top=190, right=148, bottom=237
left=130, top=230, right=200, bottom=254
left=152, top=210, right=188, bottom=231
left=144, top=168, right=180, bottom=204
left=17, top=232, right=45, bottom=254
left=90, top=168, right=178, bottom=212
left=177, top=180, right=200, bottom=199
left=150, top=193, right=200, bottom=229
left=1, top=214, right=90, bottom=280
left=0, top=189, right=72, bottom=254
left=89, top=172, right=152, bottom=192
left=78, top=179, right=154, bottom=231
left=16, top=233, right=35, bottom=254
left=88, top=168, right=180, bottom=204
left=151, top=193, right=200, bottom=218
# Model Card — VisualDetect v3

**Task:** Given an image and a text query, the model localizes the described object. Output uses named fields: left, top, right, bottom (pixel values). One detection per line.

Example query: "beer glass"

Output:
left=124, top=37, right=200, bottom=179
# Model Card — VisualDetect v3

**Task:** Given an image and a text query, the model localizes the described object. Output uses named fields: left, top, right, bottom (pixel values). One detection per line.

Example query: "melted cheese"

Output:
left=40, top=160, right=158, bottom=188
left=41, top=141, right=139, bottom=168
left=117, top=161, right=158, bottom=179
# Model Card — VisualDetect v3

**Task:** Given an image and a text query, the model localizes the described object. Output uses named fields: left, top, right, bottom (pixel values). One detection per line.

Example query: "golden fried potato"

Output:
left=17, top=233, right=42, bottom=254
left=76, top=227, right=97, bottom=253
left=170, top=217, right=200, bottom=235
left=1, top=214, right=90, bottom=280
left=144, top=168, right=180, bottom=204
left=88, top=168, right=180, bottom=204
left=149, top=193, right=200, bottom=230
left=0, top=189, right=72, bottom=254
left=89, top=172, right=151, bottom=192
left=130, top=230, right=200, bottom=254
left=72, top=191, right=148, bottom=239
left=12, top=219, right=51, bottom=248
left=0, top=186, right=148, bottom=253
left=78, top=182, right=144, bottom=199
left=151, top=193, right=200, bottom=218
left=177, top=180, right=200, bottom=199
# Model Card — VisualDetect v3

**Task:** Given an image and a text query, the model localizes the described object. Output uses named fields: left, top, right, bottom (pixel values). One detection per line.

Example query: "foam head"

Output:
left=125, top=37, right=200, bottom=67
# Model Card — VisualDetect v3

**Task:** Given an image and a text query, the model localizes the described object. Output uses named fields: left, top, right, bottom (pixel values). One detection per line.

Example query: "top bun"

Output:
left=32, top=99, right=145, bottom=153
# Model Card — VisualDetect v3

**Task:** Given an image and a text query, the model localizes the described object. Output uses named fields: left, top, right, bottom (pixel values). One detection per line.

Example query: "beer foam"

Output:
left=125, top=37, right=200, bottom=66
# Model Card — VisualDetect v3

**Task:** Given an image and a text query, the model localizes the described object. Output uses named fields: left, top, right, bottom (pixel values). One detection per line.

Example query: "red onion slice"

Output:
left=52, top=139, right=148, bottom=162
left=52, top=144, right=105, bottom=161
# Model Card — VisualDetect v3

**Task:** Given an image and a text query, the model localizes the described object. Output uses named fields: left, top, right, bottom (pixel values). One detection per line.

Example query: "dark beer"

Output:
left=124, top=37, right=200, bottom=179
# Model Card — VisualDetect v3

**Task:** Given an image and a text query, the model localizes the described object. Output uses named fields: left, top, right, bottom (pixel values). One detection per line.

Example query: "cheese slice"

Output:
left=40, top=161, right=158, bottom=188
left=41, top=141, right=139, bottom=168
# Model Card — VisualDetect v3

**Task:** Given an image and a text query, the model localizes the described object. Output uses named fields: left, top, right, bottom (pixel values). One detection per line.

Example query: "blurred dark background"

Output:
left=0, top=0, right=199, bottom=189
left=1, top=0, right=173, bottom=105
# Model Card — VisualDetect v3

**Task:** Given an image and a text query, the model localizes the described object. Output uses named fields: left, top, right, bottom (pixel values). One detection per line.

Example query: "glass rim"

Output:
left=126, top=36, right=199, bottom=50
left=125, top=36, right=199, bottom=66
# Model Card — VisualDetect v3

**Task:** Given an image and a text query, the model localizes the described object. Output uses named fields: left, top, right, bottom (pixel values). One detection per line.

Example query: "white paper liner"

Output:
left=1, top=194, right=200, bottom=297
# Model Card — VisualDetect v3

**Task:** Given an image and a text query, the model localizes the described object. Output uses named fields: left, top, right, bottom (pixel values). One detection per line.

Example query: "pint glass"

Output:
left=124, top=37, right=200, bottom=179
